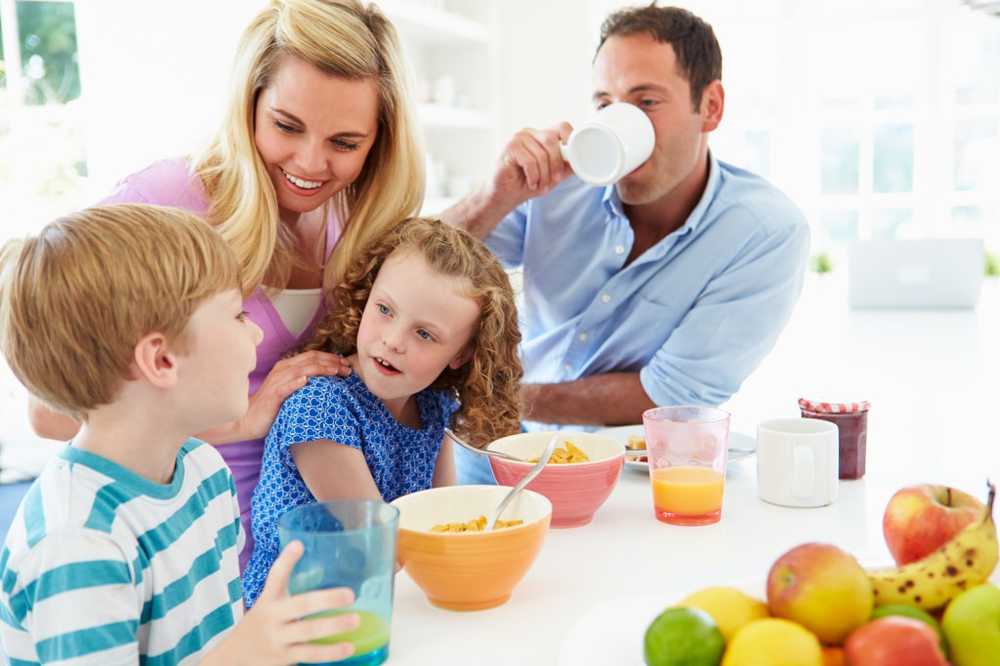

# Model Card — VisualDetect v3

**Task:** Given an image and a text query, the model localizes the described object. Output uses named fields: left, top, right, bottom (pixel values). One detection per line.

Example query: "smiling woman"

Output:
left=24, top=0, right=426, bottom=572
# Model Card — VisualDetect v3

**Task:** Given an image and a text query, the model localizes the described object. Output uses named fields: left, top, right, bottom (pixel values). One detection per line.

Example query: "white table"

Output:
left=386, top=278, right=1000, bottom=665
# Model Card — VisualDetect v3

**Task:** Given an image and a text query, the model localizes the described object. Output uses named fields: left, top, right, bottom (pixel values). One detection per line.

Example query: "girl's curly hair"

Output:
left=303, top=217, right=522, bottom=447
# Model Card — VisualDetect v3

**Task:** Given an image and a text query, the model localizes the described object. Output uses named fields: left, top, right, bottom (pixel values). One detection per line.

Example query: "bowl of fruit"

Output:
left=560, top=480, right=998, bottom=665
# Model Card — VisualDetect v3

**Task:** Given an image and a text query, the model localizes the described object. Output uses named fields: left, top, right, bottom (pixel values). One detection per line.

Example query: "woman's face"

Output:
left=254, top=55, right=380, bottom=219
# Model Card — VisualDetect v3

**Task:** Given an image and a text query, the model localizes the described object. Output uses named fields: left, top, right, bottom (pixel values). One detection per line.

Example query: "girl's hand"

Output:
left=240, top=351, right=350, bottom=440
left=204, top=541, right=359, bottom=665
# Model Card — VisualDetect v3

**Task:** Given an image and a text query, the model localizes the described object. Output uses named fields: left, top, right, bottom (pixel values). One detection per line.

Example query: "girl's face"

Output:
left=254, top=55, right=379, bottom=220
left=355, top=250, right=481, bottom=408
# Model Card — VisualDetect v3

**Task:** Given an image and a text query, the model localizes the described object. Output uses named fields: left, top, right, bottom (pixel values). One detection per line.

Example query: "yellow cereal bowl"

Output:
left=391, top=485, right=551, bottom=611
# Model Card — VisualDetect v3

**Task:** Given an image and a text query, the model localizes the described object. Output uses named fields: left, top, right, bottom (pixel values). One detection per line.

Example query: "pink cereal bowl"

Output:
left=487, top=431, right=624, bottom=528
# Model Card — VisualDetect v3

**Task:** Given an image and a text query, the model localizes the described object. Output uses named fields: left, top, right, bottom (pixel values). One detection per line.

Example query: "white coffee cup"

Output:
left=756, top=418, right=839, bottom=508
left=560, top=102, right=655, bottom=186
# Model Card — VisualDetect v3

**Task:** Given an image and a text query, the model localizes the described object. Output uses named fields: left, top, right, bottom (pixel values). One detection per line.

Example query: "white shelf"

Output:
left=418, top=103, right=492, bottom=129
left=380, top=2, right=489, bottom=44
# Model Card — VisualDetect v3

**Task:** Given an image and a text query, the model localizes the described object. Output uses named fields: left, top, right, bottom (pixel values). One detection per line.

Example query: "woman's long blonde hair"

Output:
left=303, top=218, right=524, bottom=447
left=193, top=0, right=425, bottom=293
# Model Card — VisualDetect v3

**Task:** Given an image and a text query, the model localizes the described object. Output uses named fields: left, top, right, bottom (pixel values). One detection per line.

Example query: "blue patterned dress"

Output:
left=242, top=373, right=459, bottom=605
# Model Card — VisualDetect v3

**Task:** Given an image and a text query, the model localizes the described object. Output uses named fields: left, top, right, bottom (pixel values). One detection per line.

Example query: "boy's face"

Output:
left=355, top=251, right=480, bottom=405
left=175, top=289, right=263, bottom=432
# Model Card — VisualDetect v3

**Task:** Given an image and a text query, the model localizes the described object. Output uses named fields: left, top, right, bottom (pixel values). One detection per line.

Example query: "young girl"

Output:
left=242, top=217, right=523, bottom=604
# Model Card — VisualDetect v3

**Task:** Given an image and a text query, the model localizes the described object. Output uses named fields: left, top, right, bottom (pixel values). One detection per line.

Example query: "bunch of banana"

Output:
left=867, top=480, right=997, bottom=611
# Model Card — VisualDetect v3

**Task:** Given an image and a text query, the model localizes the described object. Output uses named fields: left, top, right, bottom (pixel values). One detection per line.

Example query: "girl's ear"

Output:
left=131, top=332, right=180, bottom=389
left=448, top=346, right=473, bottom=370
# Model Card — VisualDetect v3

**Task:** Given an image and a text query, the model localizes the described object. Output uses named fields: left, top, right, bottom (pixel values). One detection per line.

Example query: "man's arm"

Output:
left=439, top=186, right=515, bottom=240
left=521, top=372, right=656, bottom=426
left=440, top=124, right=573, bottom=238
left=522, top=220, right=810, bottom=427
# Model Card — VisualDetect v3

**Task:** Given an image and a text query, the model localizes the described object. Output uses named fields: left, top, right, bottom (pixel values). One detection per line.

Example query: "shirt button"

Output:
left=615, top=245, right=625, bottom=255
left=578, top=332, right=588, bottom=342
left=564, top=363, right=572, bottom=371
left=601, top=293, right=611, bottom=303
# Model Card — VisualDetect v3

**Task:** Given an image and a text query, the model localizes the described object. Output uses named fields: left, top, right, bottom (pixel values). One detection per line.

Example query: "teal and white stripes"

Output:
left=0, top=439, right=244, bottom=665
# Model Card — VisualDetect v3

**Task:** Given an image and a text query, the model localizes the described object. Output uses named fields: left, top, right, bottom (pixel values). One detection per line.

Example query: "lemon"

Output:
left=679, top=586, right=770, bottom=642
left=722, top=618, right=823, bottom=666
left=644, top=607, right=725, bottom=666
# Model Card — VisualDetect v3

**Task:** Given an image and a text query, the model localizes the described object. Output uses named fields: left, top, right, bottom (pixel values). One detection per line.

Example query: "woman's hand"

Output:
left=240, top=351, right=350, bottom=441
left=201, top=351, right=349, bottom=444
left=203, top=541, right=359, bottom=666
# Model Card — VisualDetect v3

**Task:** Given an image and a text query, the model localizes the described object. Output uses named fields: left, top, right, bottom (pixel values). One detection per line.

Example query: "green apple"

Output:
left=942, top=583, right=1000, bottom=666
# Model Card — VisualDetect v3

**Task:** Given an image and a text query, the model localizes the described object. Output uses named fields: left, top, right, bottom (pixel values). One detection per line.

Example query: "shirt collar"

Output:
left=601, top=151, right=722, bottom=236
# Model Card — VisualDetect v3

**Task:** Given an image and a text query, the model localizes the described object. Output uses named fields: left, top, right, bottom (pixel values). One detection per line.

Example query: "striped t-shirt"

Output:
left=0, top=439, right=244, bottom=665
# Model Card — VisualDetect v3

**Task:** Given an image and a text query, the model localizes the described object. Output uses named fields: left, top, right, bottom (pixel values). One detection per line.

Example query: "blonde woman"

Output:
left=27, top=0, right=425, bottom=570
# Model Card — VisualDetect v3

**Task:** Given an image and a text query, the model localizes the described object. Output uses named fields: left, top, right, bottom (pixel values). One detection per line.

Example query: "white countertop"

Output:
left=386, top=277, right=1000, bottom=665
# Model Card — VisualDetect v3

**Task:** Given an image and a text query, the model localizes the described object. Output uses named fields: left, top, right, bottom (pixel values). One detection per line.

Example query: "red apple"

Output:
left=883, top=484, right=983, bottom=565
left=844, top=616, right=948, bottom=666
left=766, top=543, right=874, bottom=645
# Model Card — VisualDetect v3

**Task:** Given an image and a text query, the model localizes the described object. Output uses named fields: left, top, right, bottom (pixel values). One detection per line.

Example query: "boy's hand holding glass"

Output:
left=204, top=541, right=359, bottom=666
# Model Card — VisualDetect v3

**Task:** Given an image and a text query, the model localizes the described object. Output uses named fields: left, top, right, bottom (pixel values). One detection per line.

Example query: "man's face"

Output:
left=592, top=33, right=719, bottom=206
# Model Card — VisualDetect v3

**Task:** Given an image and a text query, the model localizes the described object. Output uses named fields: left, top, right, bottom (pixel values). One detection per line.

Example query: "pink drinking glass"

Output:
left=642, top=406, right=730, bottom=525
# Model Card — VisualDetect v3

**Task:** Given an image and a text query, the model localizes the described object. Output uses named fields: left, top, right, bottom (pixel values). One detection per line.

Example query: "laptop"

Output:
left=848, top=239, right=984, bottom=309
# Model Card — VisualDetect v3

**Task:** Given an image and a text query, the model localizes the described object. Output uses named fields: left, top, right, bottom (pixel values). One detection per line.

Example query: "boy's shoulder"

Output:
left=0, top=459, right=138, bottom=591
left=181, top=437, right=234, bottom=478
left=3, top=439, right=233, bottom=554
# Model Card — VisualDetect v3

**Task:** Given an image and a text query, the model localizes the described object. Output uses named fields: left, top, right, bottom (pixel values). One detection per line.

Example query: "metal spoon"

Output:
left=444, top=428, right=527, bottom=463
left=486, top=433, right=559, bottom=531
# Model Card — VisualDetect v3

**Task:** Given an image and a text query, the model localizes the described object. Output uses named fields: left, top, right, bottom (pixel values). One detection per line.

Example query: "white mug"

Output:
left=756, top=418, right=839, bottom=508
left=560, top=102, right=655, bottom=186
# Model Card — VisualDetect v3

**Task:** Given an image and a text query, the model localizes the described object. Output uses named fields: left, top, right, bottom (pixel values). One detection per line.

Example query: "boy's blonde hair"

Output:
left=304, top=218, right=523, bottom=447
left=193, top=0, right=425, bottom=295
left=0, top=204, right=241, bottom=419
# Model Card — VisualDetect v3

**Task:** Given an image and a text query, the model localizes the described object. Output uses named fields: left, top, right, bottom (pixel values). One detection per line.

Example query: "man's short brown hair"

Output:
left=597, top=4, right=722, bottom=110
left=0, top=204, right=241, bottom=419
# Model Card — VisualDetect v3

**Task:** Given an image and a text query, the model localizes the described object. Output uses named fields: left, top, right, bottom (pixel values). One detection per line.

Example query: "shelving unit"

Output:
left=380, top=0, right=501, bottom=215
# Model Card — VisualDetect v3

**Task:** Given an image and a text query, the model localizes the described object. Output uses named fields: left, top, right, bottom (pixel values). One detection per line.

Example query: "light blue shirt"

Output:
left=489, top=153, right=809, bottom=428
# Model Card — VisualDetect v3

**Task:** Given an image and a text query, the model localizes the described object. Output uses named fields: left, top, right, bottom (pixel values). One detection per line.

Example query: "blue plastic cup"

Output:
left=278, top=500, right=400, bottom=666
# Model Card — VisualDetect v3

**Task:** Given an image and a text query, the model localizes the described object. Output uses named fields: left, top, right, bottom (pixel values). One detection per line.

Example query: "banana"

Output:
left=867, top=480, right=997, bottom=612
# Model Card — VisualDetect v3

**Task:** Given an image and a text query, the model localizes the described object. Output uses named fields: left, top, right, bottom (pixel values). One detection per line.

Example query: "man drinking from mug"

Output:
left=443, top=5, right=809, bottom=482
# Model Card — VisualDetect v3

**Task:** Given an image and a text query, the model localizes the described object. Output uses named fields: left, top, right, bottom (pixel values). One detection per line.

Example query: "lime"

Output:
left=871, top=604, right=948, bottom=656
left=644, top=607, right=725, bottom=666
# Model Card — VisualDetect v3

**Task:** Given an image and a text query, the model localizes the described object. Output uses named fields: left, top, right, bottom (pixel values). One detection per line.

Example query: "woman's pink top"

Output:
left=100, top=158, right=341, bottom=570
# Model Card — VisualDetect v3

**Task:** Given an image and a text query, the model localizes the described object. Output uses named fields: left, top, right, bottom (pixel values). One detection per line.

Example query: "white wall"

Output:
left=74, top=0, right=259, bottom=195
left=495, top=0, right=595, bottom=139
left=71, top=0, right=598, bottom=199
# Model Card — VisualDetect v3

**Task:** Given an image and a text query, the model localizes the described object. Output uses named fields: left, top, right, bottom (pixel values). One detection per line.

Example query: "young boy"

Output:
left=0, top=204, right=359, bottom=665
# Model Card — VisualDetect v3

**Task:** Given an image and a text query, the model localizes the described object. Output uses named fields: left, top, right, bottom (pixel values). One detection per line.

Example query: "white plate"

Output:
left=595, top=424, right=756, bottom=473
left=557, top=578, right=761, bottom=666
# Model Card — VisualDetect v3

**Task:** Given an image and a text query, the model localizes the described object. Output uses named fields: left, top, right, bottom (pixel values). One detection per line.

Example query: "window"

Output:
left=0, top=0, right=87, bottom=243
left=590, top=0, right=1000, bottom=253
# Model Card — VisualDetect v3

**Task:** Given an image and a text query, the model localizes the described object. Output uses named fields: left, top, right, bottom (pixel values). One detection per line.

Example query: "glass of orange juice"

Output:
left=642, top=406, right=730, bottom=526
